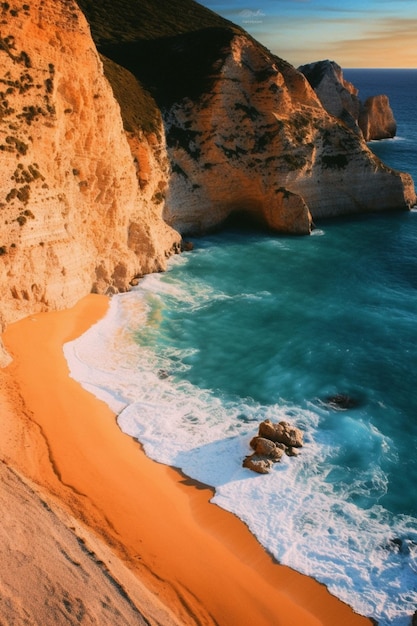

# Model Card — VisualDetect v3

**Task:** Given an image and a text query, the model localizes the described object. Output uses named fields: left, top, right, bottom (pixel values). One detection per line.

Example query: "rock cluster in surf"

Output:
left=243, top=419, right=303, bottom=474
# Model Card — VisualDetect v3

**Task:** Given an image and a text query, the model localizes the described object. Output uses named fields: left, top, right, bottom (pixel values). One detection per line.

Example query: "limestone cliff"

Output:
left=91, top=9, right=415, bottom=238
left=359, top=95, right=397, bottom=141
left=160, top=38, right=414, bottom=232
left=298, top=60, right=361, bottom=133
left=299, top=60, right=397, bottom=141
left=0, top=0, right=181, bottom=331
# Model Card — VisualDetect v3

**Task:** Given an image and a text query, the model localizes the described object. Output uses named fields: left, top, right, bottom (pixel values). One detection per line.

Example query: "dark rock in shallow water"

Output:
left=285, top=446, right=299, bottom=457
left=181, top=240, right=194, bottom=252
left=322, top=394, right=360, bottom=410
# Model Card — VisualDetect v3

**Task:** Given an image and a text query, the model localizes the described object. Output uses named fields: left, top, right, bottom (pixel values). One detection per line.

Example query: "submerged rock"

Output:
left=322, top=394, right=360, bottom=410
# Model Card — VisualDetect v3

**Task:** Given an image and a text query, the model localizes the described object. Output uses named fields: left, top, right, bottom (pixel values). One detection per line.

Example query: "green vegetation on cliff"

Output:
left=100, top=55, right=161, bottom=135
left=76, top=0, right=242, bottom=111
left=75, top=0, right=237, bottom=45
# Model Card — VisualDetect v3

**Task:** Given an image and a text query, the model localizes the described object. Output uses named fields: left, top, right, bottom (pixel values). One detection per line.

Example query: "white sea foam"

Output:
left=64, top=270, right=417, bottom=626
left=368, top=135, right=405, bottom=143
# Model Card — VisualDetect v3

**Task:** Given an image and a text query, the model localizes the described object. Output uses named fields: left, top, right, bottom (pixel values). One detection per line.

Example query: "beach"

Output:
left=0, top=294, right=373, bottom=626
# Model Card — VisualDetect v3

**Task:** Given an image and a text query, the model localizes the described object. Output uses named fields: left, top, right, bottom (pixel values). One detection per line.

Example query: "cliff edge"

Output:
left=0, top=0, right=415, bottom=332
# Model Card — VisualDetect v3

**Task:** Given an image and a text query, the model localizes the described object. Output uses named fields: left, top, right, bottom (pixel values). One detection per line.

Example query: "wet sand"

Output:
left=1, top=294, right=373, bottom=626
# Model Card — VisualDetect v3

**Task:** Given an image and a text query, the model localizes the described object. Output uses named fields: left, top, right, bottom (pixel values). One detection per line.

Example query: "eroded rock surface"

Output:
left=0, top=2, right=415, bottom=332
left=299, top=60, right=397, bottom=141
left=0, top=0, right=180, bottom=330
left=162, top=40, right=415, bottom=234
left=243, top=420, right=303, bottom=474
left=359, top=95, right=397, bottom=141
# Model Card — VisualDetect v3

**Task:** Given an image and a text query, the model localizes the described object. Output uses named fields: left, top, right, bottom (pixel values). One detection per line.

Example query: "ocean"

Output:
left=65, top=69, right=417, bottom=626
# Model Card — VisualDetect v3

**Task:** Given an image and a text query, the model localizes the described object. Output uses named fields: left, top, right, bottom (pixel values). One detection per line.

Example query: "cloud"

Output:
left=328, top=17, right=417, bottom=67
left=239, top=9, right=265, bottom=17
left=198, top=1, right=417, bottom=67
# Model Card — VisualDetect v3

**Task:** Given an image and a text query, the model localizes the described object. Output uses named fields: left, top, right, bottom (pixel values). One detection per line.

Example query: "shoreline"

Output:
left=1, top=294, right=373, bottom=626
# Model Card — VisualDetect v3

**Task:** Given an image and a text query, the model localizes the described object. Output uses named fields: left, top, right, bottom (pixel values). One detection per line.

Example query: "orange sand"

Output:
left=2, top=295, right=373, bottom=626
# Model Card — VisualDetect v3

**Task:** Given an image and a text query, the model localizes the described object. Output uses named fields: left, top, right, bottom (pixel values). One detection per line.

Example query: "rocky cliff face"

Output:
left=0, top=0, right=180, bottom=331
left=0, top=0, right=415, bottom=335
left=163, top=37, right=318, bottom=235
left=358, top=95, right=397, bottom=141
left=162, top=37, right=414, bottom=233
left=299, top=60, right=397, bottom=141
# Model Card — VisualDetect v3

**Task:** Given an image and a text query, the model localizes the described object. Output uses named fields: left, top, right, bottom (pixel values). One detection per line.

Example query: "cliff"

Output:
left=0, top=1, right=415, bottom=623
left=299, top=60, right=397, bottom=141
left=0, top=0, right=181, bottom=335
left=89, top=4, right=414, bottom=236
left=0, top=0, right=415, bottom=334
left=359, top=94, right=397, bottom=141
left=160, top=37, right=412, bottom=230
left=298, top=60, right=361, bottom=132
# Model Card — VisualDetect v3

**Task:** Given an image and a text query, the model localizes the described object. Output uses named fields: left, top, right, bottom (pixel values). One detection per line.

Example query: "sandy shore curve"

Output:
left=1, top=294, right=373, bottom=626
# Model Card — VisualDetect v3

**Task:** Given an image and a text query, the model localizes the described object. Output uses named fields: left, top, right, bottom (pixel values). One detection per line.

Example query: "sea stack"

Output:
left=299, top=59, right=397, bottom=140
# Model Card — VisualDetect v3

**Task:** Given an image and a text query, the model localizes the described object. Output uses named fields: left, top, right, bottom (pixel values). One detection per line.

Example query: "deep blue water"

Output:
left=67, top=70, right=417, bottom=625
left=344, top=69, right=417, bottom=178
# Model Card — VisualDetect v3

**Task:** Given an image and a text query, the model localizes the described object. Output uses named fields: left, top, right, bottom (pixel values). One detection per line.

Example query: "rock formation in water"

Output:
left=0, top=0, right=415, bottom=335
left=243, top=420, right=303, bottom=474
left=299, top=60, right=397, bottom=141
left=159, top=40, right=413, bottom=232
left=358, top=94, right=397, bottom=141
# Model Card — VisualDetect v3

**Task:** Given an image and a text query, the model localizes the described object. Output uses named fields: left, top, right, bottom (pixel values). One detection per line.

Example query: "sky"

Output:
left=198, top=0, right=417, bottom=68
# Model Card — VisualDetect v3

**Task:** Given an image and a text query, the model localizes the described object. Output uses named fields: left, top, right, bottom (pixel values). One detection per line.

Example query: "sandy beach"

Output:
left=0, top=294, right=373, bottom=626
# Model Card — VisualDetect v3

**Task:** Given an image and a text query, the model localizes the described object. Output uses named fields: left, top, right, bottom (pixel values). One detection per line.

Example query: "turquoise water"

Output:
left=65, top=70, right=417, bottom=625
left=149, top=212, right=417, bottom=517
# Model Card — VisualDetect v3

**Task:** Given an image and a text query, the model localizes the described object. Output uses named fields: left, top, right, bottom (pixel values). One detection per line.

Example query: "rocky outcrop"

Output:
left=258, top=419, right=304, bottom=448
left=0, top=0, right=181, bottom=330
left=299, top=60, right=397, bottom=141
left=243, top=420, right=303, bottom=474
left=298, top=60, right=361, bottom=133
left=359, top=95, right=397, bottom=141
left=160, top=39, right=414, bottom=233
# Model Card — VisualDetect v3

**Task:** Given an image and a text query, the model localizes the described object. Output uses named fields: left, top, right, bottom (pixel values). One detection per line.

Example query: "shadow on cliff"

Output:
left=99, top=27, right=235, bottom=108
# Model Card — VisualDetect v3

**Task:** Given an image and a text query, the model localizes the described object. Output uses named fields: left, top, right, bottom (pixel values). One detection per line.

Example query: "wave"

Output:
left=65, top=265, right=417, bottom=626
